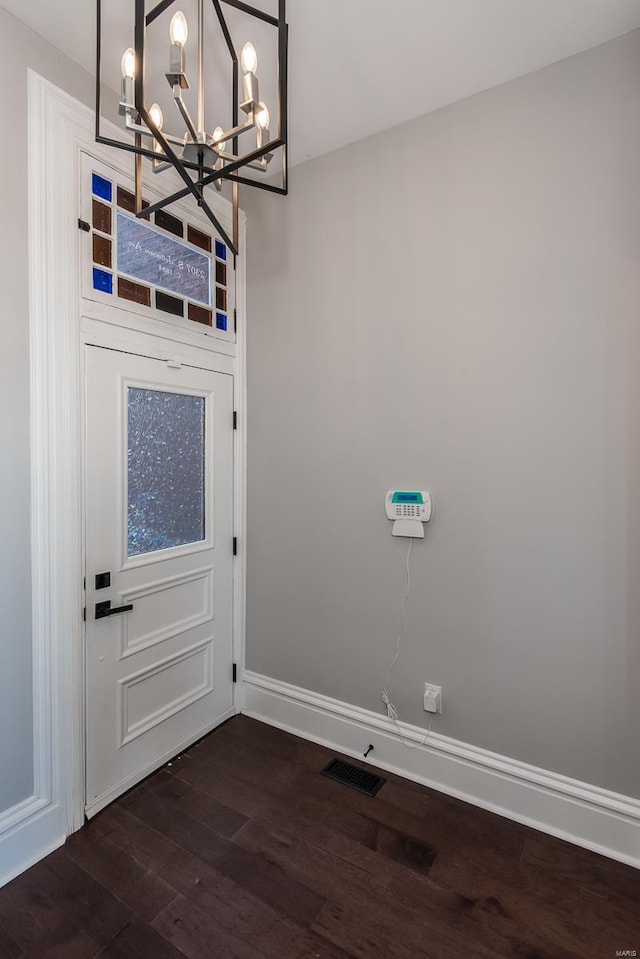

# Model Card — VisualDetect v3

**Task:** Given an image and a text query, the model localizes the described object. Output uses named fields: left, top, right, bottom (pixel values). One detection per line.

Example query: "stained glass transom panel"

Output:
left=89, top=170, right=231, bottom=334
left=128, top=388, right=206, bottom=557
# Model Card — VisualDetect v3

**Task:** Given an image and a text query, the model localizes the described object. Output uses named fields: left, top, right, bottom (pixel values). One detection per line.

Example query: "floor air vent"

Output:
left=321, top=758, right=386, bottom=798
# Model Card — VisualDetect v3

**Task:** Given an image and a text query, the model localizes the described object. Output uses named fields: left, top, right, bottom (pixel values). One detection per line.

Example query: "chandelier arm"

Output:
left=135, top=133, right=144, bottom=213
left=281, top=143, right=288, bottom=195
left=95, top=0, right=103, bottom=144
left=125, top=114, right=185, bottom=148
left=224, top=173, right=287, bottom=196
left=216, top=117, right=255, bottom=145
left=233, top=57, right=239, bottom=159
left=134, top=0, right=146, bottom=119
left=210, top=0, right=236, bottom=59
left=218, top=0, right=279, bottom=28
left=233, top=179, right=238, bottom=255
left=136, top=185, right=193, bottom=219
left=201, top=140, right=279, bottom=183
left=196, top=194, right=236, bottom=255
left=211, top=0, right=239, bottom=159
left=279, top=15, right=288, bottom=169
left=146, top=0, right=176, bottom=27
left=96, top=134, right=164, bottom=166
left=197, top=0, right=205, bottom=134
left=173, top=90, right=199, bottom=141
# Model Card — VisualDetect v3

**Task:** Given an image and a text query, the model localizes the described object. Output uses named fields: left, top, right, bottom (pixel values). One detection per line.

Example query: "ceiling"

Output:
left=3, top=0, right=640, bottom=166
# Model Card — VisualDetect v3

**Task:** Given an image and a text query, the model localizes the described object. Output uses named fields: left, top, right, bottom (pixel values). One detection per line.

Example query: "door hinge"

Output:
left=234, top=308, right=237, bottom=334
left=232, top=663, right=237, bottom=683
left=233, top=411, right=237, bottom=430
left=83, top=607, right=86, bottom=622
left=78, top=218, right=91, bottom=232
left=233, top=536, right=238, bottom=556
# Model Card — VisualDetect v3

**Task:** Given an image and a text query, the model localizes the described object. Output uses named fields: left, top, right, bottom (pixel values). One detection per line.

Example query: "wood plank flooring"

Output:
left=0, top=715, right=638, bottom=958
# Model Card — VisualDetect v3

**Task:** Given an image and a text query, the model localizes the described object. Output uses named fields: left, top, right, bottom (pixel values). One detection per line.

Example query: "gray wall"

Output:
left=244, top=30, right=640, bottom=799
left=0, top=9, right=98, bottom=813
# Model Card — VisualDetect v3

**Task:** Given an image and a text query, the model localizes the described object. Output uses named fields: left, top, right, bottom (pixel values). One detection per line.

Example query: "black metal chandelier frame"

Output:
left=96, top=0, right=288, bottom=254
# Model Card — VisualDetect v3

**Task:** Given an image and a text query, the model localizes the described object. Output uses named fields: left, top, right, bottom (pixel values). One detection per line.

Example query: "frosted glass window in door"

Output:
left=128, top=388, right=205, bottom=557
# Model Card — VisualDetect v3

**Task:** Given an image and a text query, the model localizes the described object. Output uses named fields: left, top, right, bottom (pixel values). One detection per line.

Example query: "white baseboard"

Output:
left=0, top=799, right=65, bottom=888
left=242, top=671, right=640, bottom=870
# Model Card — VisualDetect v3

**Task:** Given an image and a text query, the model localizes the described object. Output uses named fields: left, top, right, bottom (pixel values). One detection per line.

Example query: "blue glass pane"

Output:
left=92, top=268, right=113, bottom=294
left=216, top=312, right=227, bottom=331
left=215, top=239, right=226, bottom=261
left=92, top=173, right=112, bottom=202
left=128, top=388, right=205, bottom=557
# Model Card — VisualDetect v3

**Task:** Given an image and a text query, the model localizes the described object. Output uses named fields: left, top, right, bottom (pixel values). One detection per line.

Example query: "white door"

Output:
left=84, top=344, right=234, bottom=816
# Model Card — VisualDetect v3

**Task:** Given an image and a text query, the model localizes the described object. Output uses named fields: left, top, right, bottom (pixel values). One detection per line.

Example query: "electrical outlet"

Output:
left=424, top=683, right=442, bottom=714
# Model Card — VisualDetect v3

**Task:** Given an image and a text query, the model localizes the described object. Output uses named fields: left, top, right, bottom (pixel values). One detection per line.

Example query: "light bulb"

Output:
left=255, top=102, right=270, bottom=130
left=241, top=41, right=258, bottom=75
left=213, top=126, right=225, bottom=149
left=149, top=103, right=164, bottom=130
left=121, top=47, right=136, bottom=79
left=169, top=11, right=188, bottom=46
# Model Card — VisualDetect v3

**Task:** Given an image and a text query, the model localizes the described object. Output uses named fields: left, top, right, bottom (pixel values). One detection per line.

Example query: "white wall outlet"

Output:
left=424, top=683, right=442, bottom=714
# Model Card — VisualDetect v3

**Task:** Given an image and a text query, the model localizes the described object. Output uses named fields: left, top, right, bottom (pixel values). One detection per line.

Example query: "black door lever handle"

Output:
left=95, top=600, right=134, bottom=620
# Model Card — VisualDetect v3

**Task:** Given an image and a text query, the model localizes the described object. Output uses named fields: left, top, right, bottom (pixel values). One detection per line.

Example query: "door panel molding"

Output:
left=119, top=637, right=215, bottom=747
left=119, top=566, right=214, bottom=659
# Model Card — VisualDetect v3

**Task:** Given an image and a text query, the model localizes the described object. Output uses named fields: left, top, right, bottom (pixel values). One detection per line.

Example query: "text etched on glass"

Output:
left=118, top=213, right=211, bottom=306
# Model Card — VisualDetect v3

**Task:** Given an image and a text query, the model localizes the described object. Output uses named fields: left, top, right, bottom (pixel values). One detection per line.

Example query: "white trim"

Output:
left=0, top=796, right=47, bottom=837
left=242, top=671, right=640, bottom=871
left=0, top=69, right=79, bottom=889
left=0, top=810, right=65, bottom=889
left=0, top=71, right=247, bottom=888
left=233, top=214, right=248, bottom=706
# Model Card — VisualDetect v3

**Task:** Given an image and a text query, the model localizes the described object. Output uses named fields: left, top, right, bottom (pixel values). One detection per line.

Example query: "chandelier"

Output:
left=96, top=0, right=288, bottom=254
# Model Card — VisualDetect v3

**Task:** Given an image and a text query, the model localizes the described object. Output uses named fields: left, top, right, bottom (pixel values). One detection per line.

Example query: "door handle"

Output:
left=95, top=600, right=134, bottom=620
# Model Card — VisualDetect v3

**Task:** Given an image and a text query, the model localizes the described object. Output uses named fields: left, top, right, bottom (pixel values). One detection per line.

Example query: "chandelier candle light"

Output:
left=97, top=0, right=288, bottom=254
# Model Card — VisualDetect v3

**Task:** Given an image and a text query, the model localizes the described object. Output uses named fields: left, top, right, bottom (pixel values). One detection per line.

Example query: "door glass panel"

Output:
left=128, top=387, right=205, bottom=557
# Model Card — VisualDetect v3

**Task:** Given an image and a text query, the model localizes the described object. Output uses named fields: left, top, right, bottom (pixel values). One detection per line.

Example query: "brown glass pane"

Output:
left=92, top=200, right=112, bottom=235
left=188, top=303, right=213, bottom=327
left=155, top=209, right=184, bottom=238
left=92, top=234, right=112, bottom=268
left=117, top=186, right=150, bottom=214
left=118, top=277, right=151, bottom=307
left=187, top=224, right=212, bottom=253
left=216, top=287, right=227, bottom=311
left=215, top=261, right=227, bottom=286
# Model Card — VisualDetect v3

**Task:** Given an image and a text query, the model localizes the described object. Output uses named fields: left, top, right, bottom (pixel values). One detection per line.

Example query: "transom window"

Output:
left=90, top=171, right=230, bottom=333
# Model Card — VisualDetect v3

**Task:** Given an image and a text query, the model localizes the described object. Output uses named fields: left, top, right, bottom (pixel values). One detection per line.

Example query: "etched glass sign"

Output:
left=117, top=213, right=211, bottom=306
left=128, top=387, right=206, bottom=557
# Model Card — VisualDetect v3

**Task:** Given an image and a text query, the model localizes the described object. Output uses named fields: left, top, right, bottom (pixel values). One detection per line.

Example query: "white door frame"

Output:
left=6, top=72, right=247, bottom=877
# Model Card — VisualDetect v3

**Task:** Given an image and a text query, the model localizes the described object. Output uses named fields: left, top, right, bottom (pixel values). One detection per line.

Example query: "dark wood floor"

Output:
left=0, top=716, right=638, bottom=959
